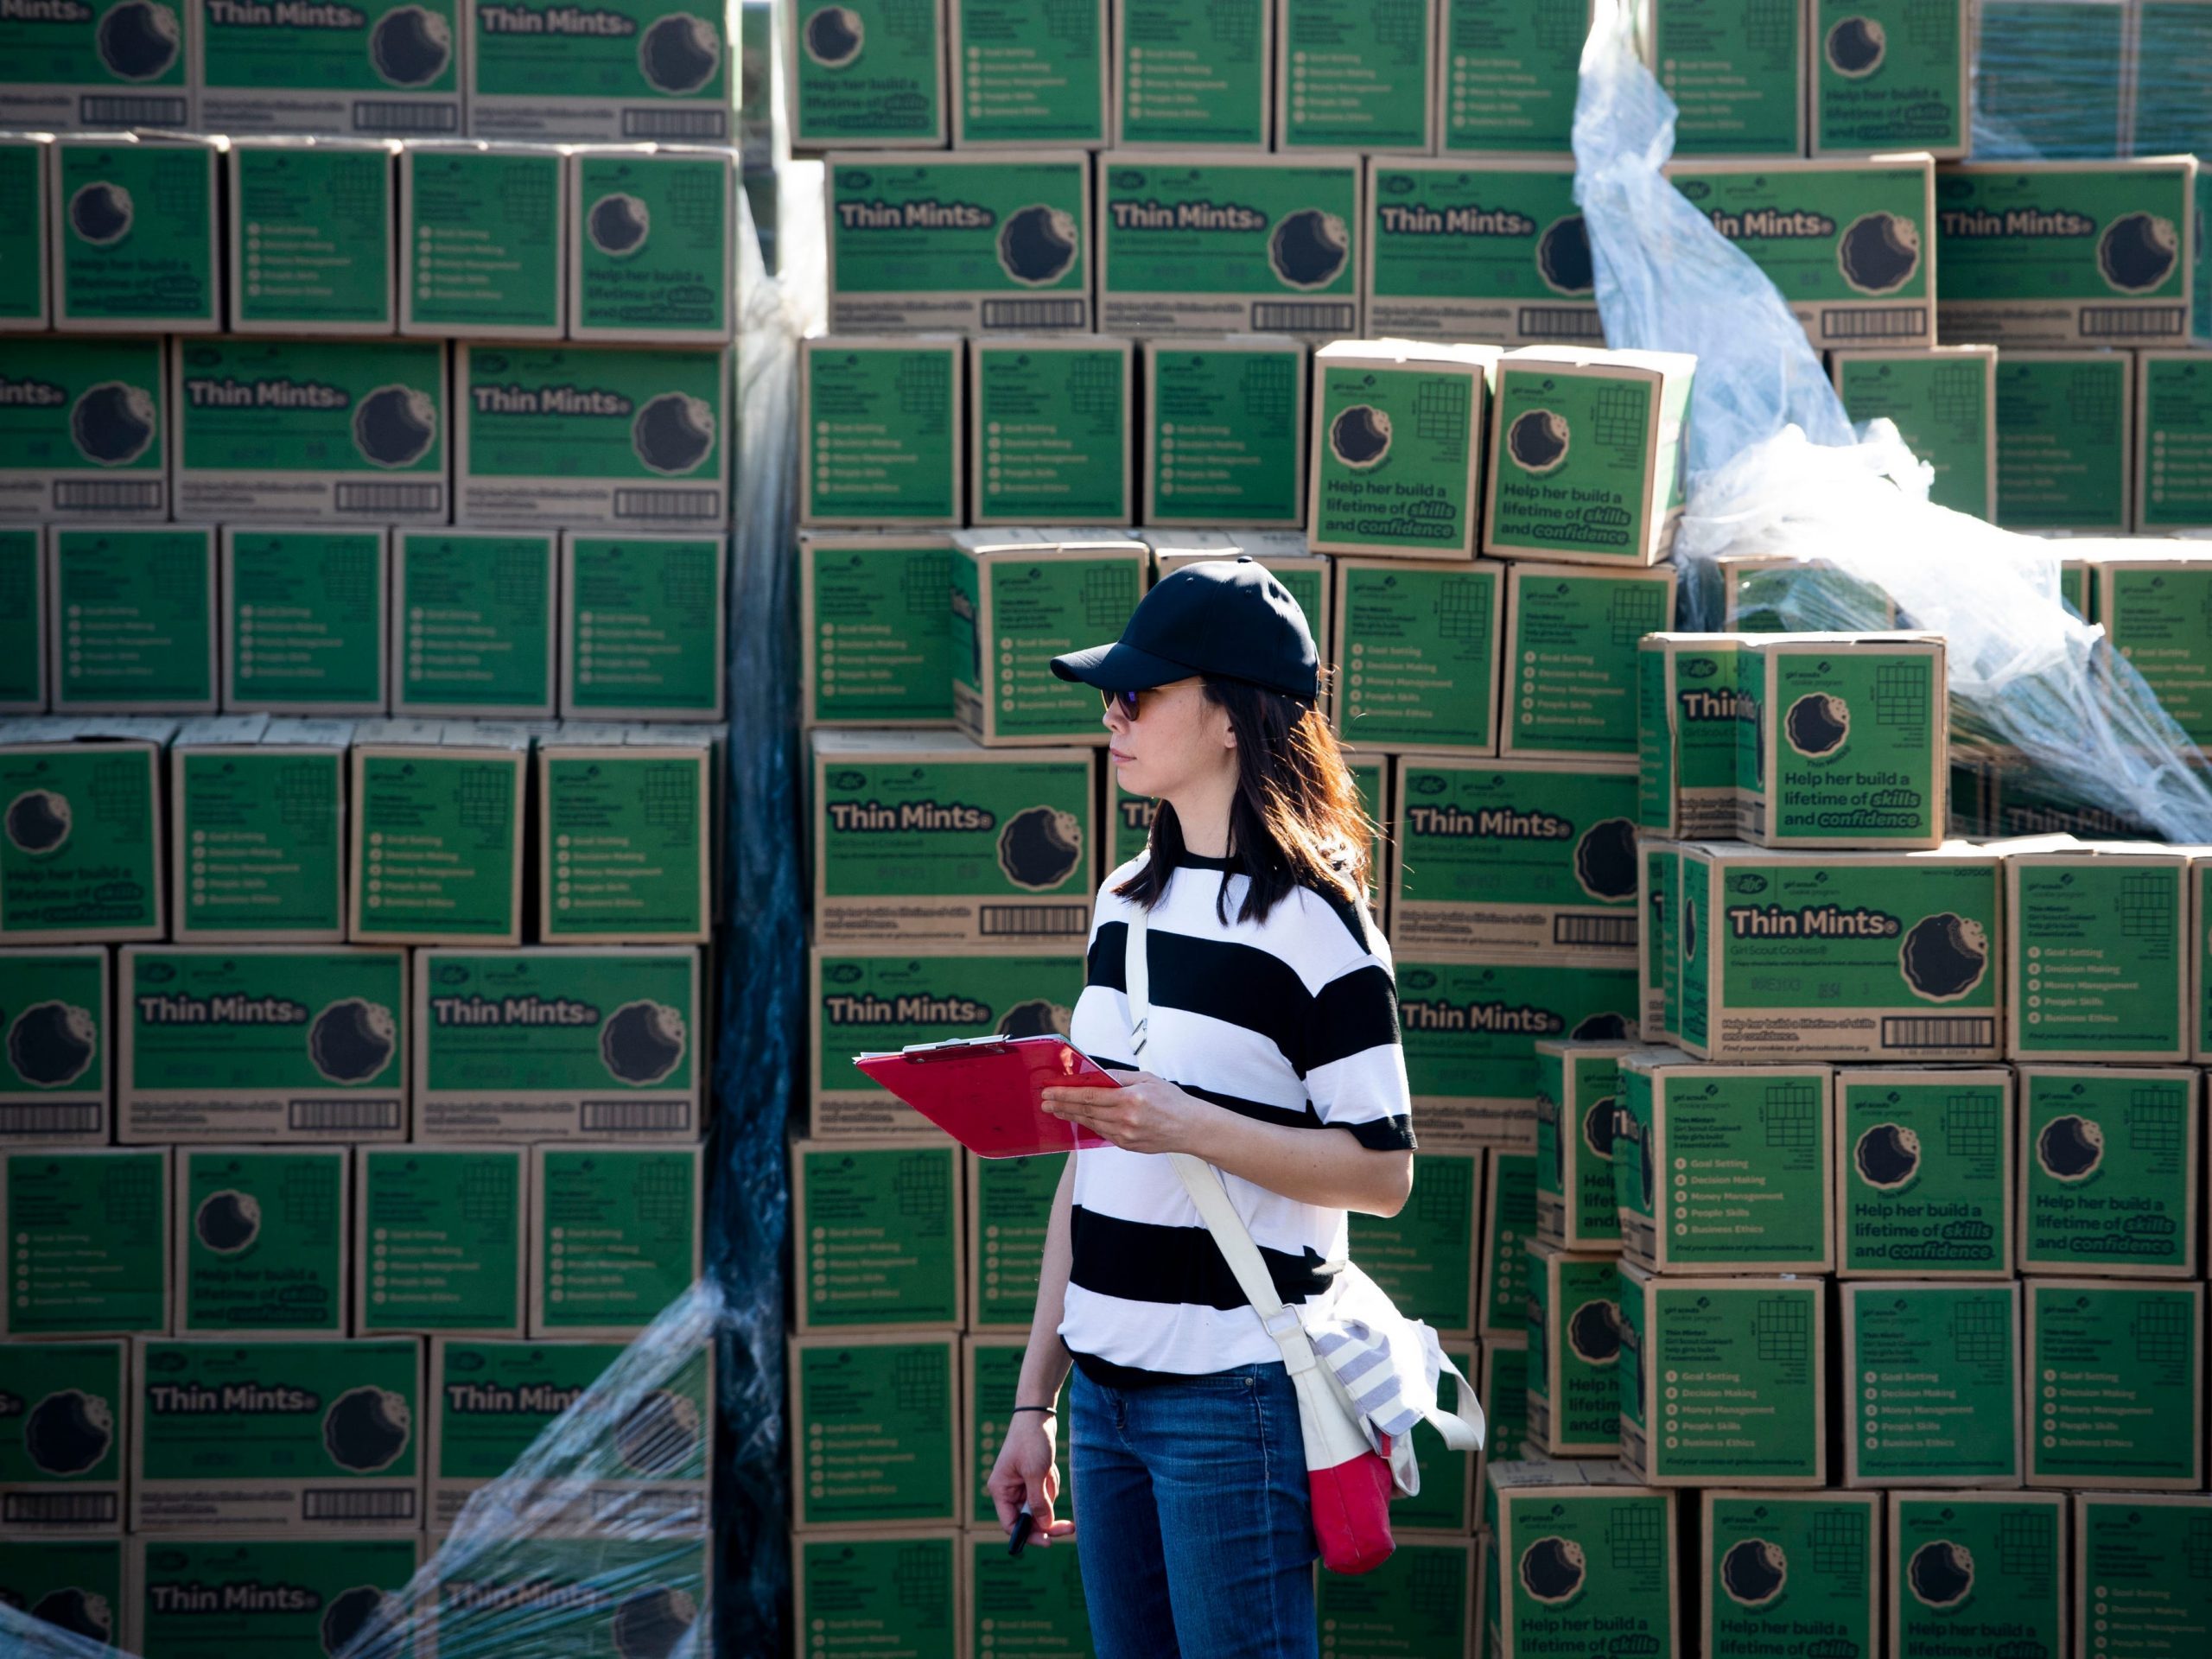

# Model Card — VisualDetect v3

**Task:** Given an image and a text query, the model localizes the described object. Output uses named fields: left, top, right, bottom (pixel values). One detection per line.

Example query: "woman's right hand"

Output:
left=988, top=1416, right=1077, bottom=1548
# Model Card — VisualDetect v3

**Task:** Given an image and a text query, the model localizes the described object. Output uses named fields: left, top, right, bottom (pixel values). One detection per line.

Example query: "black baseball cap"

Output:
left=1049, top=556, right=1319, bottom=700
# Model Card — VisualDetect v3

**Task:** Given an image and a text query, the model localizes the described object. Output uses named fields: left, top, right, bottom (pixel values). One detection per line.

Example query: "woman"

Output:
left=986, top=558, right=1417, bottom=1659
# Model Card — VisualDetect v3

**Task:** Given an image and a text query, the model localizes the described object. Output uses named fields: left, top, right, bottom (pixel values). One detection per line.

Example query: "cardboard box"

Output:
left=537, top=734, right=710, bottom=944
left=2135, top=348, right=2212, bottom=530
left=0, top=2, right=192, bottom=128
left=1836, top=1065, right=2013, bottom=1277
left=2093, top=549, right=2212, bottom=744
left=466, top=0, right=732, bottom=142
left=0, top=531, right=43, bottom=714
left=1977, top=744, right=2163, bottom=842
left=793, top=1137, right=964, bottom=1333
left=225, top=139, right=397, bottom=335
left=964, top=1522, right=1092, bottom=1652
left=1395, top=1337, right=1478, bottom=1534
left=0, top=336, right=168, bottom=522
left=0, top=132, right=48, bottom=334
left=1274, top=0, right=1437, bottom=153
left=126, top=1530, right=422, bottom=1655
left=131, top=1334, right=423, bottom=1529
left=1333, top=556, right=1503, bottom=753
left=1524, top=1239, right=1621, bottom=1457
left=802, top=531, right=957, bottom=728
left=1349, top=1149, right=1479, bottom=1339
left=390, top=528, right=558, bottom=719
left=2024, top=1277, right=2202, bottom=1491
left=455, top=343, right=731, bottom=529
left=1474, top=1333, right=1528, bottom=1501
left=1438, top=1, right=1597, bottom=158
left=2073, top=1492, right=2212, bottom=1657
left=173, top=1146, right=348, bottom=1337
left=1636, top=634, right=1744, bottom=842
left=2134, top=0, right=2212, bottom=152
left=1096, top=149, right=1363, bottom=339
left=348, top=723, right=527, bottom=946
left=1533, top=1039, right=1630, bottom=1253
left=169, top=717, right=348, bottom=943
left=0, top=1533, right=126, bottom=1648
left=2015, top=1063, right=2200, bottom=1277
left=0, top=719, right=168, bottom=944
left=1140, top=336, right=1307, bottom=527
left=1831, top=345, right=1998, bottom=519
left=1489, top=1461, right=1677, bottom=1659
left=967, top=338, right=1135, bottom=526
left=1809, top=0, right=1967, bottom=157
left=1313, top=1535, right=1475, bottom=1652
left=1503, top=562, right=1675, bottom=762
left=1993, top=349, right=2133, bottom=533
left=1840, top=1280, right=2023, bottom=1487
left=220, top=526, right=390, bottom=714
left=1702, top=1490, right=1880, bottom=1658
left=197, top=0, right=461, bottom=132
left=1889, top=1490, right=2066, bottom=1657
left=961, top=1335, right=1070, bottom=1529
left=794, top=1531, right=961, bottom=1656
left=1481, top=346, right=1695, bottom=566
left=1735, top=631, right=1948, bottom=849
left=564, top=144, right=734, bottom=345
left=810, top=728, right=1098, bottom=946
left=951, top=0, right=1109, bottom=148
left=1, top=1147, right=165, bottom=1339
left=1111, top=0, right=1271, bottom=148
left=1713, top=550, right=1899, bottom=632
left=1478, top=1147, right=1536, bottom=1337
left=826, top=152, right=1094, bottom=335
left=357, top=1146, right=527, bottom=1338
left=0, top=1338, right=124, bottom=1532
left=528, top=1144, right=702, bottom=1338
left=399, top=139, right=567, bottom=340
left=789, top=1331, right=960, bottom=1530
left=1668, top=154, right=1937, bottom=349
left=1974, top=0, right=2129, bottom=157
left=51, top=134, right=219, bottom=334
left=1637, top=836, right=1675, bottom=1040
left=950, top=531, right=1144, bottom=744
left=966, top=1149, right=1066, bottom=1331
left=562, top=532, right=727, bottom=721
left=0, top=945, right=109, bottom=1145
left=1936, top=159, right=2201, bottom=346
left=426, top=1531, right=713, bottom=1654
left=2005, top=838, right=2191, bottom=1061
left=786, top=0, right=948, bottom=150
left=802, top=335, right=965, bottom=528
left=48, top=525, right=217, bottom=715
left=1649, top=0, right=1807, bottom=156
left=1364, top=158, right=1599, bottom=348
left=1307, top=340, right=1497, bottom=560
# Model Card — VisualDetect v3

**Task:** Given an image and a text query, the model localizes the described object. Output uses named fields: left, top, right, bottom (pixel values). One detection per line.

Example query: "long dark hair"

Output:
left=1116, top=675, right=1375, bottom=925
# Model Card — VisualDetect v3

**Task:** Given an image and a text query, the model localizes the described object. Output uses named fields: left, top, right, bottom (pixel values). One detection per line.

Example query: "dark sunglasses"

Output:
left=1101, top=687, right=1143, bottom=721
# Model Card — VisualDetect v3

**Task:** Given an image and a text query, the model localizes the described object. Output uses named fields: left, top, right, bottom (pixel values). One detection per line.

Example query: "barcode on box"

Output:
left=3, top=1492, right=117, bottom=1526
left=981, top=299, right=1090, bottom=330
left=335, top=482, right=443, bottom=514
left=289, top=1099, right=403, bottom=1133
left=1881, top=1015, right=1995, bottom=1051
left=54, top=480, right=163, bottom=512
left=1251, top=302, right=1357, bottom=334
left=981, top=905, right=1090, bottom=938
left=2081, top=305, right=2187, bottom=339
left=616, top=489, right=724, bottom=521
left=81, top=94, right=188, bottom=125
left=354, top=102, right=460, bottom=133
left=582, top=1101, right=694, bottom=1134
left=1555, top=915, right=1637, bottom=947
left=1820, top=307, right=1929, bottom=340
left=0, top=1103, right=103, bottom=1137
left=304, top=1489, right=416, bottom=1522
left=1518, top=307, right=1603, bottom=340
left=625, top=109, right=730, bottom=139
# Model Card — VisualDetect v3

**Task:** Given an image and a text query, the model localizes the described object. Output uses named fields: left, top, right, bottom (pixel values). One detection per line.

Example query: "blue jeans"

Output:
left=1070, top=1359, right=1319, bottom=1659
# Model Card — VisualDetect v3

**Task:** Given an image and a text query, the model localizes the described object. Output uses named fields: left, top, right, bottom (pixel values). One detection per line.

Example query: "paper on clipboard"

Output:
left=852, top=1034, right=1120, bottom=1157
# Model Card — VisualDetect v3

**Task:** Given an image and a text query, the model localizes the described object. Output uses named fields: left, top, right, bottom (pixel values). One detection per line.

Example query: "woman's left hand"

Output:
left=1040, top=1070, right=1215, bottom=1156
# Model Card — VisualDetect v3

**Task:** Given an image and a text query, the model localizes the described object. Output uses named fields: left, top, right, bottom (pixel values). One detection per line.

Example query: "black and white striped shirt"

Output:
left=1058, top=851, right=1416, bottom=1387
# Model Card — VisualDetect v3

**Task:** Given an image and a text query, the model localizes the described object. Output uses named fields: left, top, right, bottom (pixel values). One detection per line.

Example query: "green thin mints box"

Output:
left=1994, top=348, right=2133, bottom=533
left=1504, top=561, right=1676, bottom=762
left=1669, top=156, right=1937, bottom=350
left=1535, top=1039, right=1630, bottom=1252
left=801, top=336, right=964, bottom=528
left=50, top=134, right=219, bottom=333
left=967, top=1522, right=1096, bottom=1654
left=390, top=530, right=556, bottom=719
left=2137, top=350, right=2212, bottom=531
left=811, top=946, right=1086, bottom=1137
left=1524, top=1239, right=1622, bottom=1456
left=1971, top=3, right=2127, bottom=156
left=131, top=1335, right=423, bottom=1530
left=49, top=526, right=217, bottom=716
left=790, top=1331, right=958, bottom=1529
left=538, top=735, right=710, bottom=944
left=1275, top=0, right=1437, bottom=153
left=357, top=1147, right=526, bottom=1338
left=173, top=1146, right=347, bottom=1337
left=0, top=946, right=109, bottom=1145
left=1112, top=0, right=1270, bottom=149
left=1349, top=1148, right=1478, bottom=1338
left=1736, top=631, right=1948, bottom=850
left=172, top=337, right=449, bottom=524
left=1936, top=160, right=2201, bottom=347
left=785, top=0, right=948, bottom=151
left=794, top=1137, right=964, bottom=1332
left=1477, top=1332, right=1528, bottom=1488
left=467, top=0, right=733, bottom=143
left=400, top=140, right=566, bottom=340
left=1313, top=1537, right=1473, bottom=1656
left=1308, top=340, right=1497, bottom=560
left=2026, top=1278, right=2203, bottom=1491
left=566, top=144, right=734, bottom=345
left=1646, top=0, right=1807, bottom=156
left=1365, top=159, right=1600, bottom=348
left=0, top=721, right=167, bottom=944
left=1141, top=336, right=1306, bottom=527
left=950, top=531, right=1147, bottom=746
left=796, top=1533, right=957, bottom=1658
left=1713, top=550, right=1898, bottom=632
left=802, top=531, right=957, bottom=727
left=2074, top=1492, right=2212, bottom=1658
left=0, top=0, right=190, bottom=129
left=1392, top=756, right=1641, bottom=961
left=1, top=1147, right=165, bottom=1338
left=0, top=336, right=168, bottom=522
left=170, top=717, right=347, bottom=944
left=197, top=0, right=462, bottom=136
left=1703, top=1490, right=1879, bottom=1659
left=562, top=531, right=727, bottom=721
left=1811, top=0, right=1967, bottom=157
left=1483, top=346, right=1695, bottom=567
left=1151, top=533, right=1332, bottom=648
left=220, top=526, right=389, bottom=715
left=2005, top=839, right=2190, bottom=1062
left=1438, top=0, right=1594, bottom=159
left=1832, top=346, right=1997, bottom=520
left=951, top=0, right=1107, bottom=148
left=348, top=724, right=526, bottom=946
left=967, top=339, right=1134, bottom=526
left=1840, top=1280, right=2022, bottom=1487
left=1638, top=836, right=1675, bottom=1041
left=1637, top=633, right=1745, bottom=840
left=1096, top=150, right=1361, bottom=340
left=963, top=1335, right=1070, bottom=1524
left=0, top=533, right=41, bottom=711
left=429, top=1533, right=712, bottom=1657
left=2094, top=550, right=2212, bottom=744
left=226, top=139, right=397, bottom=335
left=1333, top=556, right=1502, bottom=753
left=1837, top=1065, right=2013, bottom=1277
left=1491, top=1463, right=1678, bottom=1659
left=1889, top=1491, right=2066, bottom=1659
left=827, top=152, right=1093, bottom=334
left=967, top=1153, right=1065, bottom=1330
left=0, top=1535, right=124, bottom=1648
left=530, top=1143, right=702, bottom=1338
left=127, top=1532, right=423, bottom=1657
left=0, top=1338, right=124, bottom=1531
left=1478, top=1147, right=1535, bottom=1336
left=2016, top=1063, right=2200, bottom=1278
left=0, top=133, right=49, bottom=333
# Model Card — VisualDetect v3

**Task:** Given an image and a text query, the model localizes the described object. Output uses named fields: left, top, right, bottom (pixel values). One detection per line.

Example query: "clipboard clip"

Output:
left=899, top=1034, right=1015, bottom=1062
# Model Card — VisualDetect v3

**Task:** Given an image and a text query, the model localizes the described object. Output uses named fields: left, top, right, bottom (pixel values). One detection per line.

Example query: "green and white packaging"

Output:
left=2073, top=1492, right=2212, bottom=1657
left=966, top=1154, right=1066, bottom=1332
left=428, top=1533, right=713, bottom=1656
left=2094, top=550, right=2212, bottom=743
left=467, top=0, right=733, bottom=142
left=1110, top=0, right=1270, bottom=149
left=1810, top=0, right=1967, bottom=157
left=173, top=1145, right=348, bottom=1336
left=416, top=947, right=703, bottom=1141
left=801, top=335, right=964, bottom=528
left=2025, top=1277, right=2203, bottom=1490
left=169, top=717, right=348, bottom=943
left=1831, top=345, right=1997, bottom=519
left=951, top=0, right=1107, bottom=147
left=810, top=728, right=1097, bottom=946
left=1308, top=340, right=1497, bottom=560
left=172, top=337, right=449, bottom=523
left=1637, top=633, right=1745, bottom=840
left=1, top=1147, right=166, bottom=1338
left=1140, top=336, right=1306, bottom=527
left=1638, top=836, right=1675, bottom=1040
left=0, top=336, right=168, bottom=522
left=529, top=1143, right=702, bottom=1338
left=456, top=342, right=730, bottom=527
left=1096, top=149, right=1361, bottom=340
left=1332, top=556, right=1503, bottom=753
left=1669, top=155, right=1937, bottom=350
left=795, top=1531, right=958, bottom=1657
left=1702, top=1490, right=1879, bottom=1659
left=1392, top=756, right=1640, bottom=961
left=48, top=526, right=217, bottom=715
left=1349, top=1148, right=1478, bottom=1338
left=801, top=531, right=956, bottom=727
left=1889, top=1492, right=2066, bottom=1657
left=1490, top=1462, right=1677, bottom=1659
left=1618, top=1264, right=1827, bottom=1487
left=347, top=723, right=527, bottom=945
left=0, top=719, right=168, bottom=944
left=1713, top=550, right=1898, bottom=632
left=357, top=1147, right=527, bottom=1338
left=827, top=152, right=1093, bottom=334
left=0, top=0, right=192, bottom=129
left=0, top=945, right=109, bottom=1144
left=1646, top=0, right=1806, bottom=157
left=785, top=0, right=948, bottom=151
left=226, top=139, right=397, bottom=334
left=565, top=144, right=734, bottom=344
left=562, top=531, right=727, bottom=721
left=0, top=1535, right=126, bottom=1647
left=1504, top=561, right=1676, bottom=762
left=131, top=1335, right=422, bottom=1529
left=950, top=531, right=1146, bottom=744
left=1994, top=348, right=2133, bottom=533
left=0, top=533, right=41, bottom=712
left=1275, top=0, right=1437, bottom=153
left=2005, top=839, right=2191, bottom=1062
left=399, top=140, right=567, bottom=340
left=1478, top=1147, right=1535, bottom=1337
left=1313, top=1536, right=1474, bottom=1652
left=967, top=338, right=1135, bottom=526
left=1482, top=346, right=1695, bottom=566
left=220, top=525, right=390, bottom=715
left=793, top=1137, right=964, bottom=1333
left=0, top=133, right=50, bottom=333
left=1534, top=1039, right=1630, bottom=1252
left=2135, top=349, right=2212, bottom=530
left=2015, top=1063, right=2200, bottom=1278
left=1524, top=1239, right=1623, bottom=1456
left=390, top=530, right=556, bottom=719
left=1836, top=1065, right=2013, bottom=1277
left=50, top=134, right=219, bottom=334
left=1439, top=0, right=1597, bottom=158
left=788, top=1330, right=958, bottom=1529
left=197, top=0, right=463, bottom=136
left=127, top=1532, right=422, bottom=1656
left=1675, top=841, right=2005, bottom=1062
left=537, top=734, right=710, bottom=944
left=1365, top=158, right=1601, bottom=346
left=0, top=1338, right=125, bottom=1530
left=1936, top=160, right=2201, bottom=347
left=1840, top=1280, right=2023, bottom=1486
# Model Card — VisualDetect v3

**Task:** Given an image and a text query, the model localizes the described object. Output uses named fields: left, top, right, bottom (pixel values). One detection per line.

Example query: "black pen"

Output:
left=1007, top=1503, right=1036, bottom=1556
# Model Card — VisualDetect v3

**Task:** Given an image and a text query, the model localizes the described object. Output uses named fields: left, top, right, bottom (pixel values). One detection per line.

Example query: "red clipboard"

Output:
left=852, top=1036, right=1120, bottom=1158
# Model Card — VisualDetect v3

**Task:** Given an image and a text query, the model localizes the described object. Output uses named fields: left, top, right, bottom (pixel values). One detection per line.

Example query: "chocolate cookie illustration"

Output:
left=1854, top=1122, right=1920, bottom=1190
left=1518, top=1536, right=1586, bottom=1605
left=998, top=805, right=1084, bottom=891
left=1327, top=404, right=1391, bottom=470
left=2037, top=1114, right=2103, bottom=1182
left=611, top=1586, right=698, bottom=1659
left=71, top=380, right=158, bottom=466
left=1537, top=214, right=1593, bottom=296
left=1268, top=208, right=1350, bottom=290
left=7, top=1001, right=98, bottom=1088
left=1571, top=1011, right=1632, bottom=1042
left=29, top=1587, right=111, bottom=1642
left=1583, top=1096, right=1618, bottom=1161
left=1783, top=692, right=1850, bottom=758
left=321, top=1586, right=397, bottom=1656
left=802, top=6, right=864, bottom=67
left=4, top=789, right=70, bottom=855
left=353, top=385, right=438, bottom=468
left=640, top=14, right=721, bottom=95
left=1566, top=1298, right=1622, bottom=1364
left=1824, top=15, right=1885, bottom=77
left=323, top=1386, right=412, bottom=1472
left=633, top=391, right=717, bottom=475
left=1839, top=212, right=1921, bottom=296
left=2099, top=212, right=2180, bottom=294
left=615, top=1389, right=703, bottom=1476
left=601, top=1001, right=689, bottom=1085
left=1907, top=1540, right=1974, bottom=1607
left=194, top=1189, right=261, bottom=1255
left=998, top=999, right=1072, bottom=1039
left=24, top=1389, right=112, bottom=1475
left=1682, top=891, right=1698, bottom=963
left=369, top=5, right=452, bottom=87
left=1899, top=912, right=1987, bottom=1001
left=1720, top=1539, right=1788, bottom=1608
left=68, top=181, right=134, bottom=247
left=588, top=193, right=652, bottom=257
left=997, top=205, right=1080, bottom=287
left=96, top=0, right=180, bottom=80
left=1573, top=818, right=1639, bottom=902
left=308, top=998, right=397, bottom=1084
left=1507, top=410, right=1570, bottom=474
